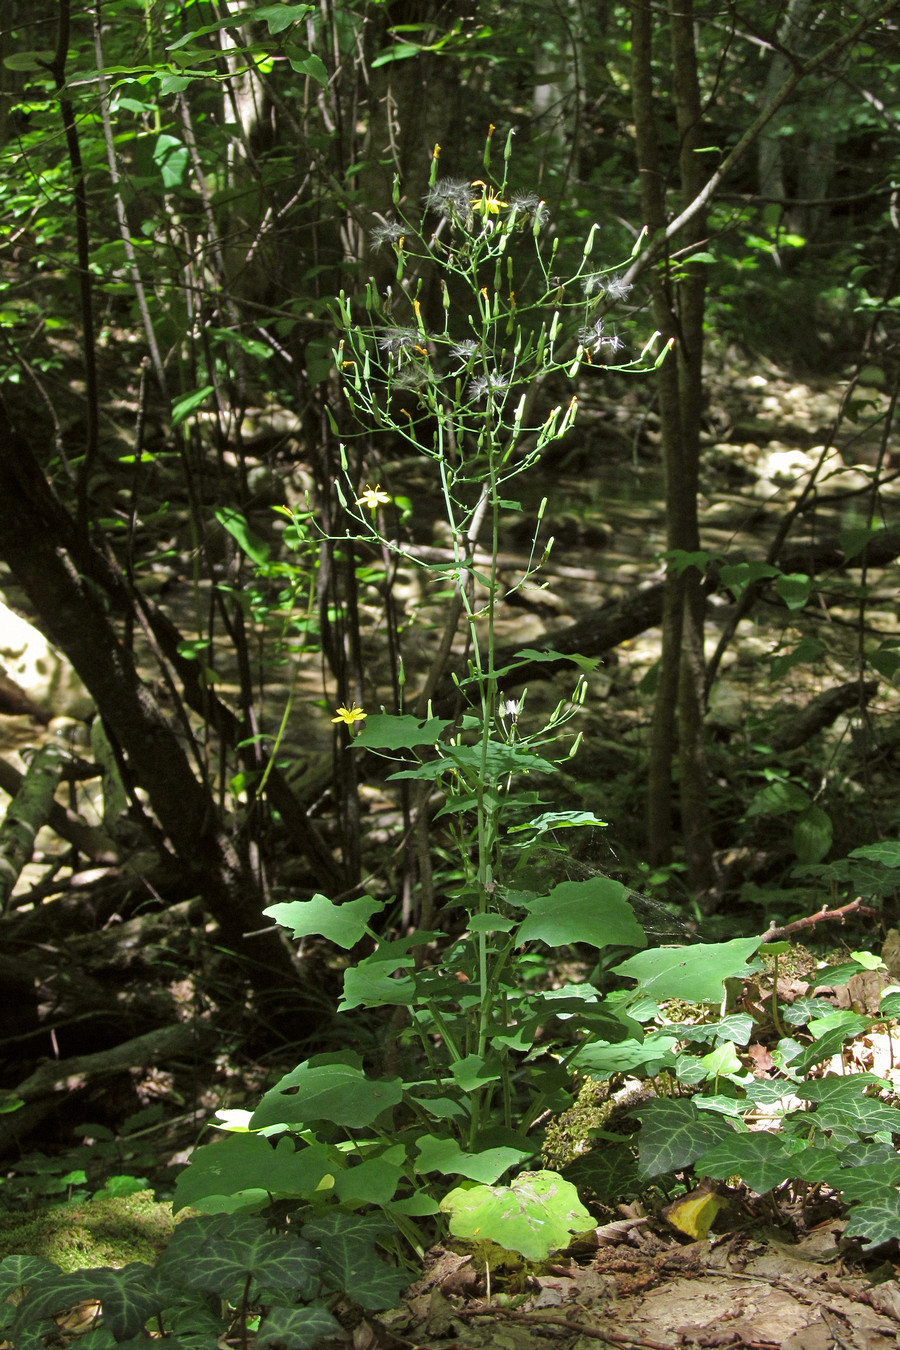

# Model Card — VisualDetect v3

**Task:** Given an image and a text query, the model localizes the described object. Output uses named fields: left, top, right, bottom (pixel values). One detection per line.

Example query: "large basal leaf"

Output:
left=632, top=1098, right=737, bottom=1179
left=264, top=895, right=385, bottom=948
left=415, top=1134, right=530, bottom=1183
left=439, top=1171, right=592, bottom=1261
left=333, top=1147, right=405, bottom=1205
left=515, top=877, right=646, bottom=950
left=694, top=1132, right=800, bottom=1194
left=613, top=936, right=763, bottom=1004
left=172, top=1133, right=337, bottom=1212
left=250, top=1052, right=402, bottom=1130
left=574, top=1035, right=679, bottom=1078
left=256, top=1304, right=341, bottom=1350
left=301, top=1212, right=410, bottom=1311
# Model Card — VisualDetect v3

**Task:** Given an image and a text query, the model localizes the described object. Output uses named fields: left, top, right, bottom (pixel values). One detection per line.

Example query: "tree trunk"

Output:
left=631, top=0, right=713, bottom=893
left=0, top=402, right=303, bottom=1003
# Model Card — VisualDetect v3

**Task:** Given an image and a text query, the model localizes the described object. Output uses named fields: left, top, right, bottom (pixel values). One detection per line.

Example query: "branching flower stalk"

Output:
left=328, top=132, right=665, bottom=1152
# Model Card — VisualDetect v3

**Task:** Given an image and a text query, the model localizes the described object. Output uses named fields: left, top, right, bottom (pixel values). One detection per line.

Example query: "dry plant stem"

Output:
left=760, top=897, right=874, bottom=942
left=462, top=1307, right=676, bottom=1350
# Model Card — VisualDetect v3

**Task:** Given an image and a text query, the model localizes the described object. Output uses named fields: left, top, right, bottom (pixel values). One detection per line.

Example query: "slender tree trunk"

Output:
left=631, top=0, right=713, bottom=892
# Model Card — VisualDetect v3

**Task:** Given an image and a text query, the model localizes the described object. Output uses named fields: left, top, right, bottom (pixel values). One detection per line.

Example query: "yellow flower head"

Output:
left=332, top=702, right=367, bottom=726
left=470, top=180, right=507, bottom=216
left=356, top=484, right=391, bottom=513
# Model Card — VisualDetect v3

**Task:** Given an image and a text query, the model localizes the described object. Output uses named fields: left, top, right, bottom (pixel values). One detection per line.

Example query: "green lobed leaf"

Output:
left=333, top=1148, right=405, bottom=1206
left=0, top=1254, right=57, bottom=1300
left=170, top=1216, right=321, bottom=1300
left=440, top=1171, right=592, bottom=1261
left=415, top=1134, right=529, bottom=1183
left=250, top=1053, right=402, bottom=1130
left=574, top=1035, right=678, bottom=1077
left=265, top=894, right=385, bottom=948
left=353, top=713, right=451, bottom=749
left=613, top=936, right=763, bottom=1004
left=172, top=1133, right=337, bottom=1212
left=849, top=840, right=900, bottom=867
left=515, top=876, right=646, bottom=950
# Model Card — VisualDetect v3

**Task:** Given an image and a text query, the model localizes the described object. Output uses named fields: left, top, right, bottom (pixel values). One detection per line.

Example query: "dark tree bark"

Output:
left=0, top=403, right=304, bottom=1003
left=631, top=0, right=712, bottom=893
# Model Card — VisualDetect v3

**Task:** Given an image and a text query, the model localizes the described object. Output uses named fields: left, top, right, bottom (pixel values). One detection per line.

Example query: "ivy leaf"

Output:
left=562, top=1142, right=641, bottom=1203
left=250, top=1052, right=402, bottom=1129
left=302, top=1212, right=409, bottom=1310
left=264, top=894, right=385, bottom=948
left=790, top=1077, right=900, bottom=1135
left=171, top=1217, right=321, bottom=1300
left=515, top=876, right=646, bottom=950
left=0, top=1255, right=57, bottom=1300
left=439, top=1171, right=592, bottom=1260
left=13, top=1266, right=164, bottom=1343
left=694, top=1132, right=799, bottom=1194
left=633, top=1098, right=738, bottom=1179
left=843, top=1194, right=900, bottom=1247
left=257, top=1304, right=341, bottom=1349
left=789, top=1014, right=871, bottom=1076
left=172, top=1134, right=337, bottom=1213
left=613, top=936, right=763, bottom=1004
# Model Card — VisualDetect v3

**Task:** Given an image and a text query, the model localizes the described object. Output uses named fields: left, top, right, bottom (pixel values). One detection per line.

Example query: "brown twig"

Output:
left=760, top=897, right=876, bottom=942
left=461, top=1306, right=676, bottom=1349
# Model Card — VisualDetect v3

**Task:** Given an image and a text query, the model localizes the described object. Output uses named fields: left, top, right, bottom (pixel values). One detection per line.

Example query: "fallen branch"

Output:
left=462, top=1306, right=676, bottom=1349
left=760, top=897, right=876, bottom=943
left=769, top=681, right=879, bottom=754
left=0, top=1020, right=216, bottom=1154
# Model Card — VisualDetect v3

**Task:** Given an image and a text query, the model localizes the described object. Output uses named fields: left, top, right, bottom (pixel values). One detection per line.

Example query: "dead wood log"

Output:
left=0, top=1021, right=216, bottom=1155
left=0, top=745, right=79, bottom=911
left=769, top=679, right=879, bottom=753
left=0, top=755, right=115, bottom=863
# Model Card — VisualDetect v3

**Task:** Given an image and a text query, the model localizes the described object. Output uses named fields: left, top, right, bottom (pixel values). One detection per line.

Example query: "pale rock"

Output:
left=0, top=599, right=94, bottom=719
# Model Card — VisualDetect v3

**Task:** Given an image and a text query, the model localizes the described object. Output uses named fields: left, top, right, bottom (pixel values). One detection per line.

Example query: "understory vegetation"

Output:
left=2, top=1, right=900, bottom=1346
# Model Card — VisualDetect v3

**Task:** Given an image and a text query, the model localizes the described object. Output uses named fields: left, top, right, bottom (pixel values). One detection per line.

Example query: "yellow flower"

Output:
left=356, top=484, right=391, bottom=512
left=332, top=702, right=367, bottom=726
left=470, top=179, right=507, bottom=216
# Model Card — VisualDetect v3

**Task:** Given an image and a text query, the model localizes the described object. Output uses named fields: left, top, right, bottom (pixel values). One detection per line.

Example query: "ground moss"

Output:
left=0, top=1191, right=176, bottom=1270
